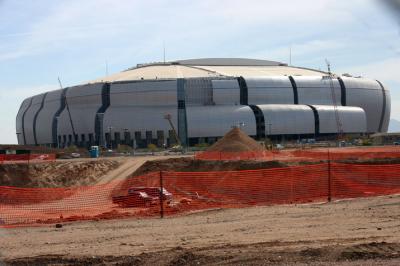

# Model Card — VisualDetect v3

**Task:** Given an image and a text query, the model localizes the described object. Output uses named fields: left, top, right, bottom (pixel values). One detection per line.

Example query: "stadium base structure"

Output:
left=16, top=58, right=391, bottom=148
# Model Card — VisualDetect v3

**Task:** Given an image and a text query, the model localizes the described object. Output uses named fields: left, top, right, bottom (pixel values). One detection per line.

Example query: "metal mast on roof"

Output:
left=58, top=77, right=77, bottom=141
left=325, top=59, right=343, bottom=141
left=163, top=41, right=166, bottom=64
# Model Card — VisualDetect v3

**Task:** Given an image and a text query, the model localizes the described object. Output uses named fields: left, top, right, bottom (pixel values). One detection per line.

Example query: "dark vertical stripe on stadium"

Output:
left=307, top=105, right=320, bottom=136
left=95, top=83, right=111, bottom=145
left=337, top=77, right=347, bottom=106
left=376, top=80, right=387, bottom=132
left=21, top=98, right=33, bottom=145
left=238, top=77, right=266, bottom=139
left=52, top=88, right=67, bottom=146
left=249, top=105, right=266, bottom=139
left=33, top=93, right=48, bottom=145
left=177, top=79, right=188, bottom=146
left=289, top=76, right=299, bottom=104
left=237, top=76, right=248, bottom=105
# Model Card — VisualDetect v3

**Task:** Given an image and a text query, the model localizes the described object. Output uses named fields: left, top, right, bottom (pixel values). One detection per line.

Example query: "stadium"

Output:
left=16, top=58, right=391, bottom=148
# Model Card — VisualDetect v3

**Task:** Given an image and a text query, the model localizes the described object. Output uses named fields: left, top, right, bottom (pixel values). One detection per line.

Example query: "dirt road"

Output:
left=96, top=155, right=191, bottom=184
left=2, top=194, right=399, bottom=265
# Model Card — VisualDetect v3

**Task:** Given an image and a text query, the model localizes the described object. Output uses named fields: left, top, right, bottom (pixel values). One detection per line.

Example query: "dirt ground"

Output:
left=132, top=157, right=291, bottom=177
left=132, top=157, right=400, bottom=177
left=0, top=159, right=121, bottom=188
left=1, top=194, right=399, bottom=265
left=0, top=155, right=194, bottom=188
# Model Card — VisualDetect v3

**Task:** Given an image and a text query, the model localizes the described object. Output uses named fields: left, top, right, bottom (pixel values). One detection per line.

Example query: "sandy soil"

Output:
left=132, top=157, right=289, bottom=177
left=0, top=155, right=191, bottom=188
left=99, top=155, right=192, bottom=184
left=1, top=194, right=399, bottom=265
left=0, top=159, right=121, bottom=188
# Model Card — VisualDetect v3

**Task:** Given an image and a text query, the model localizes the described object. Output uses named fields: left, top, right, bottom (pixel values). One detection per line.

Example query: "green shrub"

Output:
left=194, top=143, right=209, bottom=148
left=147, top=143, right=157, bottom=151
left=117, top=144, right=132, bottom=153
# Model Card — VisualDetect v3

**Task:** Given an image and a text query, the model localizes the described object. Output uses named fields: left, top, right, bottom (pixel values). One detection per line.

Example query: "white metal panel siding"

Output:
left=103, top=106, right=177, bottom=139
left=342, top=77, right=383, bottom=133
left=58, top=84, right=103, bottom=139
left=258, top=105, right=315, bottom=135
left=35, top=89, right=63, bottom=145
left=105, top=81, right=178, bottom=139
left=16, top=98, right=32, bottom=144
left=313, top=105, right=366, bottom=134
left=212, top=80, right=240, bottom=105
left=381, top=89, right=391, bottom=132
left=186, top=106, right=256, bottom=138
left=24, top=94, right=46, bottom=145
left=295, top=76, right=341, bottom=105
left=246, top=77, right=294, bottom=105
left=185, top=79, right=213, bottom=106
left=110, top=81, right=177, bottom=106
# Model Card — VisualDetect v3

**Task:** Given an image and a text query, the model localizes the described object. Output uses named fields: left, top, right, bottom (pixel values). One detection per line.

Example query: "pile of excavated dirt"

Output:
left=132, top=157, right=288, bottom=177
left=0, top=160, right=121, bottom=188
left=340, top=158, right=400, bottom=165
left=206, top=127, right=265, bottom=152
left=132, top=156, right=400, bottom=178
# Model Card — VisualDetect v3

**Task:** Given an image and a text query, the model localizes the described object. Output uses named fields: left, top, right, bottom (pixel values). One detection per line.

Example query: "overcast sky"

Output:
left=0, top=0, right=399, bottom=144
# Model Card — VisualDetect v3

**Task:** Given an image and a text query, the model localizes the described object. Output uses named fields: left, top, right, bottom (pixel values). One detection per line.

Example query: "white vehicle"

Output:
left=70, top=153, right=81, bottom=158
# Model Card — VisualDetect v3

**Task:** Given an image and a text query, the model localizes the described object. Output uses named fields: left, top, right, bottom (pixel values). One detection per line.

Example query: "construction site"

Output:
left=1, top=58, right=400, bottom=265
left=1, top=126, right=400, bottom=265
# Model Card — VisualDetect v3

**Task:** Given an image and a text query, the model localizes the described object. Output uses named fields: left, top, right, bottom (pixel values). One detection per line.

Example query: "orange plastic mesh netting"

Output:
left=1, top=162, right=400, bottom=228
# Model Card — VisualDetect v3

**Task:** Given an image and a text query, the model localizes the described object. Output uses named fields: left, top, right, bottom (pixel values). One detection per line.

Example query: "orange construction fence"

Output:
left=0, top=154, right=56, bottom=164
left=1, top=163, right=400, bottom=228
left=195, top=146, right=400, bottom=161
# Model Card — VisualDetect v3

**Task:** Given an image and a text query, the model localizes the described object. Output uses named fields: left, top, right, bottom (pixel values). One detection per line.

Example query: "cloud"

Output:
left=339, top=56, right=400, bottom=120
left=340, top=56, right=400, bottom=83
left=0, top=0, right=400, bottom=142
left=0, top=84, right=57, bottom=144
left=0, top=0, right=374, bottom=62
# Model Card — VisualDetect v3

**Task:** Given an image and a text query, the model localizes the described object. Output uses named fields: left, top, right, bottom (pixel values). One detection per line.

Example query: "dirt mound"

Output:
left=0, top=160, right=120, bottom=188
left=132, top=157, right=288, bottom=177
left=207, top=127, right=265, bottom=152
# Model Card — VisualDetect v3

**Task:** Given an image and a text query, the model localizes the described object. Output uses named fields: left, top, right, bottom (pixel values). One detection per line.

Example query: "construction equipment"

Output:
left=163, top=114, right=183, bottom=152
left=325, top=59, right=344, bottom=141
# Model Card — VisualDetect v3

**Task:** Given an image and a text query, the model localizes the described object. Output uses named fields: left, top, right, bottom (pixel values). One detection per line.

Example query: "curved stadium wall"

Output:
left=16, top=62, right=391, bottom=148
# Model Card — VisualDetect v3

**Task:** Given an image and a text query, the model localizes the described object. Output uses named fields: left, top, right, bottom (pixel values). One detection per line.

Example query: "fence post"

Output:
left=327, top=149, right=332, bottom=202
left=159, top=171, right=164, bottom=219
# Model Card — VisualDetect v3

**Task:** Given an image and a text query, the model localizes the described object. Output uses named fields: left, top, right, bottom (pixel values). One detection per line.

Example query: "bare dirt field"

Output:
left=0, top=159, right=121, bottom=188
left=0, top=155, right=191, bottom=188
left=1, top=194, right=399, bottom=265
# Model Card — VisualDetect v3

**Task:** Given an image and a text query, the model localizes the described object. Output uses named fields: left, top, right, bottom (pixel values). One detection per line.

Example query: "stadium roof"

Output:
left=87, top=58, right=327, bottom=83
